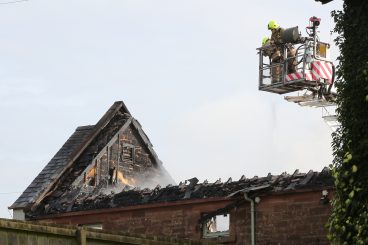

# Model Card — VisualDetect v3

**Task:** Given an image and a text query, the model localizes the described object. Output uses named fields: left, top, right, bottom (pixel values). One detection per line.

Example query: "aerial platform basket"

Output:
left=257, top=17, right=339, bottom=130
left=257, top=41, right=334, bottom=96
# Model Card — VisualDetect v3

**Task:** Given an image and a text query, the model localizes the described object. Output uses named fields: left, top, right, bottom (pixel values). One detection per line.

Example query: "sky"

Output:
left=0, top=0, right=343, bottom=218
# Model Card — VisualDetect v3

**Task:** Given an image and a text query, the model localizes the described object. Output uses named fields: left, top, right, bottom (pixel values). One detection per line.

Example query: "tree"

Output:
left=328, top=0, right=368, bottom=244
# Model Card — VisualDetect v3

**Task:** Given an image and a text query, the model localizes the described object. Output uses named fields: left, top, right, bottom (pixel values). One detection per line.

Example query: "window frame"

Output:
left=122, top=143, right=135, bottom=164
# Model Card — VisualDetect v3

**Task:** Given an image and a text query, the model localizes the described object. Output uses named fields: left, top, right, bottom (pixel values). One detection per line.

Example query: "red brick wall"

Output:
left=255, top=191, right=331, bottom=245
left=39, top=190, right=332, bottom=245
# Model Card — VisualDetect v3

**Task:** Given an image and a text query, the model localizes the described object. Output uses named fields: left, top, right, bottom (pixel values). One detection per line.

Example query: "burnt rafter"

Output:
left=72, top=118, right=133, bottom=187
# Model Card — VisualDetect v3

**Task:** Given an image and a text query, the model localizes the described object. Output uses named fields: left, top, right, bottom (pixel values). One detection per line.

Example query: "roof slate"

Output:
left=10, top=126, right=94, bottom=209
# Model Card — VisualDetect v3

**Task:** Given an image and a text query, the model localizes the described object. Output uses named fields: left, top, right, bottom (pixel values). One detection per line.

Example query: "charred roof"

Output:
left=10, top=101, right=169, bottom=210
left=28, top=167, right=334, bottom=218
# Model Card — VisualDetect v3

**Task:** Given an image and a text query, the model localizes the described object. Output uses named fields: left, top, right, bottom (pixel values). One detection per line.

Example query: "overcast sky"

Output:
left=0, top=0, right=343, bottom=218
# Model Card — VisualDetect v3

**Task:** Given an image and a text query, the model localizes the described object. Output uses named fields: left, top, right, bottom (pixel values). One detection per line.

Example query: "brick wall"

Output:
left=39, top=190, right=332, bottom=245
left=255, top=191, right=331, bottom=245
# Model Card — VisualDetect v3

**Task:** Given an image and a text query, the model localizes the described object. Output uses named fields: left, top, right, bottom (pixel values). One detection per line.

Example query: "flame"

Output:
left=85, top=165, right=97, bottom=186
left=116, top=171, right=136, bottom=186
left=86, top=166, right=96, bottom=179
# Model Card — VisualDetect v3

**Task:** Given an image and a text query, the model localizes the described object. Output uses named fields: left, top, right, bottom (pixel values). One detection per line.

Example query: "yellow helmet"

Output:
left=268, top=20, right=279, bottom=30
left=262, top=36, right=269, bottom=45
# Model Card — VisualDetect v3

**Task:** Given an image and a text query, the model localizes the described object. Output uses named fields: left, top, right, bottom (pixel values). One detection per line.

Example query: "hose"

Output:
left=327, top=63, right=335, bottom=94
left=295, top=44, right=305, bottom=65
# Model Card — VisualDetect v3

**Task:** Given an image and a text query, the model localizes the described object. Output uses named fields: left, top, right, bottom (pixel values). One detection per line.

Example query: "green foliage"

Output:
left=328, top=1, right=368, bottom=244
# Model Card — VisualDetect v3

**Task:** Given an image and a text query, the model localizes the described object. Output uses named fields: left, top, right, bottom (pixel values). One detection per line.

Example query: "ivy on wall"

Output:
left=328, top=0, right=368, bottom=244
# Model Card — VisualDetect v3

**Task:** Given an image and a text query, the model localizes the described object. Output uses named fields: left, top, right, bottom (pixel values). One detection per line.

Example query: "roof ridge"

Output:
left=76, top=125, right=95, bottom=131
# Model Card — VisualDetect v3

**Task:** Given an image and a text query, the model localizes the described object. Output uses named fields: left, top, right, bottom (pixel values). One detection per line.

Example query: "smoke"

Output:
left=75, top=163, right=176, bottom=198
left=125, top=164, right=176, bottom=190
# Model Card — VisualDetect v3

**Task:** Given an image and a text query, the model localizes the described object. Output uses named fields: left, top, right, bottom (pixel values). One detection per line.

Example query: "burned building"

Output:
left=10, top=101, right=174, bottom=219
left=10, top=101, right=334, bottom=245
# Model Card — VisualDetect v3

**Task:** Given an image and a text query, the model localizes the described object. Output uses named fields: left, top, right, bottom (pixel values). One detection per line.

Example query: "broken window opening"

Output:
left=203, top=214, right=230, bottom=238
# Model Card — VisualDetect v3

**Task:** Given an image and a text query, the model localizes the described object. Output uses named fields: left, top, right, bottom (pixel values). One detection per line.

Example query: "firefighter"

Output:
left=261, top=36, right=278, bottom=84
left=262, top=36, right=272, bottom=57
left=267, top=20, right=297, bottom=79
left=267, top=20, right=282, bottom=82
left=262, top=36, right=270, bottom=46
left=262, top=36, right=280, bottom=84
